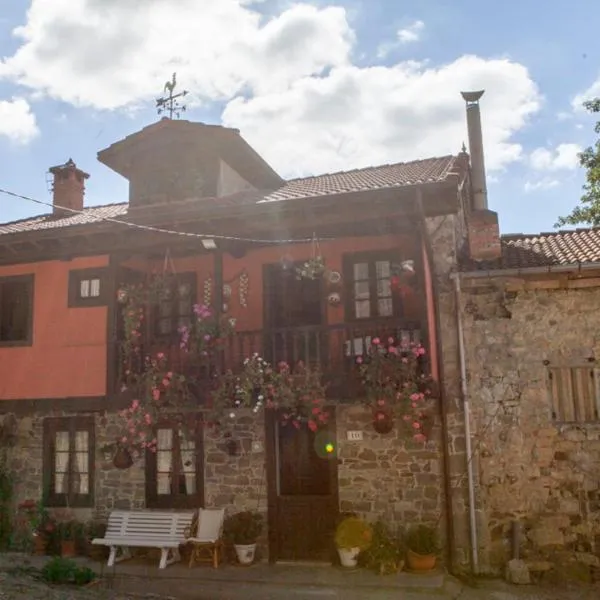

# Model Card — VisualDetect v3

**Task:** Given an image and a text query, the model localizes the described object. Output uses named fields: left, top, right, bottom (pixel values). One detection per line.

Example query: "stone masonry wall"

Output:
left=460, top=283, right=600, bottom=577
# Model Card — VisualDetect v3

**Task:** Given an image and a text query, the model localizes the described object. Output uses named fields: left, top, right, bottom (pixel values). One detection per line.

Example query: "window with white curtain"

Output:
left=43, top=417, right=94, bottom=507
left=146, top=419, right=203, bottom=509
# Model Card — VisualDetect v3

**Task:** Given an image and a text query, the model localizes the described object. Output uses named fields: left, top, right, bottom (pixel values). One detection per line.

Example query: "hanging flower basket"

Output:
left=113, top=445, right=133, bottom=470
left=296, top=256, right=326, bottom=280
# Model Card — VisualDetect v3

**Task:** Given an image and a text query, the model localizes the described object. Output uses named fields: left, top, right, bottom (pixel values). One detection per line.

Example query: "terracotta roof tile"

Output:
left=463, top=228, right=600, bottom=271
left=0, top=155, right=458, bottom=238
left=261, top=156, right=457, bottom=202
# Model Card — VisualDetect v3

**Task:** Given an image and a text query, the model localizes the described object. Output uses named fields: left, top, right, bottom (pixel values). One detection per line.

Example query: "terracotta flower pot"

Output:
left=61, top=540, right=76, bottom=558
left=32, top=535, right=47, bottom=556
left=406, top=549, right=436, bottom=572
left=372, top=409, right=393, bottom=434
left=113, top=446, right=133, bottom=470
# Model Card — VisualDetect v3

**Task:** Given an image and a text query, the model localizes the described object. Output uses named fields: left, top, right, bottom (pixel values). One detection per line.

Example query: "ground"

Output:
left=1, top=554, right=599, bottom=600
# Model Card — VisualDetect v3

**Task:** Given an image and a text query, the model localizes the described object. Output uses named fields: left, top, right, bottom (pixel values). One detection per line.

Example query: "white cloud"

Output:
left=524, top=178, right=559, bottom=193
left=397, top=20, right=425, bottom=44
left=0, top=97, right=39, bottom=144
left=530, top=143, right=581, bottom=171
left=0, top=1, right=541, bottom=176
left=572, top=75, right=600, bottom=110
left=224, top=55, right=541, bottom=177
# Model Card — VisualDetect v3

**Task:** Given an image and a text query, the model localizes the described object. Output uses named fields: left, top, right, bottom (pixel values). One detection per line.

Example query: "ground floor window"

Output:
left=43, top=416, right=95, bottom=507
left=145, top=418, right=204, bottom=509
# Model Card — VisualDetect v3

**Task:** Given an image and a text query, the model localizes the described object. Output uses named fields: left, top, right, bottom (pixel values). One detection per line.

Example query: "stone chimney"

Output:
left=460, top=91, right=501, bottom=261
left=49, top=159, right=90, bottom=215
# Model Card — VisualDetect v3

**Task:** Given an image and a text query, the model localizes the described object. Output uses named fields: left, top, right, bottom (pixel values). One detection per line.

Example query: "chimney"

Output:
left=49, top=159, right=90, bottom=215
left=460, top=90, right=501, bottom=261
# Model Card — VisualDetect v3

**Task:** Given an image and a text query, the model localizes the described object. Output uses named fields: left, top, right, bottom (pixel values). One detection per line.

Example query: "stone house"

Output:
left=0, top=90, right=598, bottom=575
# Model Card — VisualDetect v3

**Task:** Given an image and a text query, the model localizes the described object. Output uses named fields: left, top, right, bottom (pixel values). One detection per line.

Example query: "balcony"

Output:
left=118, top=319, right=424, bottom=400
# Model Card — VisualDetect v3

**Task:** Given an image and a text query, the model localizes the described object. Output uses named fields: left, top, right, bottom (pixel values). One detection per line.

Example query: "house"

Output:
left=0, top=90, right=598, bottom=576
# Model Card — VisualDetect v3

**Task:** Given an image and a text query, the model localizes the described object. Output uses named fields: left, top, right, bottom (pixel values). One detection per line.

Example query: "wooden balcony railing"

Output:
left=117, top=319, right=424, bottom=400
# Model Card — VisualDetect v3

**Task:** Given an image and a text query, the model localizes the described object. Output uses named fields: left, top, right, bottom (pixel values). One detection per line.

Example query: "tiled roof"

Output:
left=0, top=155, right=458, bottom=237
left=261, top=155, right=457, bottom=202
left=464, top=228, right=600, bottom=271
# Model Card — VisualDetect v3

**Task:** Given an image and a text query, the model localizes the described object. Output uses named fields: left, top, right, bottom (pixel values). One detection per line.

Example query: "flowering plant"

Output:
left=296, top=256, right=326, bottom=280
left=357, top=338, right=433, bottom=442
left=211, top=354, right=329, bottom=431
left=18, top=499, right=55, bottom=539
left=178, top=303, right=236, bottom=357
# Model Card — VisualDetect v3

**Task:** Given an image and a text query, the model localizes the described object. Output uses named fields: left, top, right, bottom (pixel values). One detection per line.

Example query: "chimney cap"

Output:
left=461, top=90, right=485, bottom=104
left=49, top=158, right=90, bottom=179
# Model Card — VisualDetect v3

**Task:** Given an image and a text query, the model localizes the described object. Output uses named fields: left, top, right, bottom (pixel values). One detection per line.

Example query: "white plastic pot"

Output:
left=234, top=543, right=257, bottom=565
left=337, top=546, right=360, bottom=568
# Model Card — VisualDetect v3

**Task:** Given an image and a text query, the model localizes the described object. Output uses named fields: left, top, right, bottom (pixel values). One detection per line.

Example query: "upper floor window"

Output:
left=548, top=365, right=600, bottom=423
left=343, top=253, right=399, bottom=320
left=0, top=274, right=34, bottom=346
left=145, top=419, right=204, bottom=509
left=43, top=416, right=95, bottom=507
left=154, top=273, right=196, bottom=338
left=68, top=268, right=108, bottom=308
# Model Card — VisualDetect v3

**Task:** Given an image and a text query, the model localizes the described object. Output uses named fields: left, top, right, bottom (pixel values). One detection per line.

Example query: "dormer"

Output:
left=97, top=118, right=283, bottom=209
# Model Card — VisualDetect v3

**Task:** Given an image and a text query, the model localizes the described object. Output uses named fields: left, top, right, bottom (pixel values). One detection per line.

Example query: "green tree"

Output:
left=556, top=98, right=600, bottom=227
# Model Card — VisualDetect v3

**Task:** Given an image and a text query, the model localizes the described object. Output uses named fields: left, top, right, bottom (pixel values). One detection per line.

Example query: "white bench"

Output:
left=92, top=510, right=194, bottom=569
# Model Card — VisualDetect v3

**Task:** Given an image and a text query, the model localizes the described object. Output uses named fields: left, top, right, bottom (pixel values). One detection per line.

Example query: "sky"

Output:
left=0, top=0, right=599, bottom=235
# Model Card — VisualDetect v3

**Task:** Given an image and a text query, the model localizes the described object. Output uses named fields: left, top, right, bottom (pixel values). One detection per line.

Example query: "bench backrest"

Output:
left=105, top=510, right=194, bottom=540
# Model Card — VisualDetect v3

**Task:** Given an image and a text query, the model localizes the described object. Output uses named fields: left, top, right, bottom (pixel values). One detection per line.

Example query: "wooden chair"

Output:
left=186, top=508, right=225, bottom=568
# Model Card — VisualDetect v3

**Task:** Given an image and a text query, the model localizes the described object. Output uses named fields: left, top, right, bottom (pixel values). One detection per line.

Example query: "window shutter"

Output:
left=548, top=367, right=574, bottom=421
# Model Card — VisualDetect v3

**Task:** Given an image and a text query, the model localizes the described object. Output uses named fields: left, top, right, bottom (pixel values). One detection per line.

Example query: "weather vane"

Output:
left=156, top=73, right=188, bottom=119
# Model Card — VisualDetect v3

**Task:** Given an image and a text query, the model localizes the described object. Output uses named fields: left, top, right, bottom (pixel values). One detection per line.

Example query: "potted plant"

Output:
left=405, top=524, right=439, bottom=572
left=57, top=520, right=80, bottom=557
left=85, top=521, right=109, bottom=560
left=223, top=511, right=263, bottom=565
left=334, top=516, right=372, bottom=568
left=360, top=521, right=404, bottom=575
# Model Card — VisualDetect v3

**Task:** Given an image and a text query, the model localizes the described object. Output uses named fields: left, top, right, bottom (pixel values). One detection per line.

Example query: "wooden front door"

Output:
left=265, top=410, right=339, bottom=562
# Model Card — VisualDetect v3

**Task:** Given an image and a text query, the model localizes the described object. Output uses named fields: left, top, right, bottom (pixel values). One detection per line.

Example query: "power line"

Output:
left=0, top=187, right=332, bottom=246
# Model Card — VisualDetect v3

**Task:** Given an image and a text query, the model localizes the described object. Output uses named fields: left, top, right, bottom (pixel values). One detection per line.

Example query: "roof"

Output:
left=464, top=228, right=600, bottom=271
left=0, top=155, right=459, bottom=238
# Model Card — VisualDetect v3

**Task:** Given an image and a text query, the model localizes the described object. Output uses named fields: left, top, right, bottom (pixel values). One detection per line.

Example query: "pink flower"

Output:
left=292, top=420, right=300, bottom=430
left=376, top=412, right=385, bottom=421
left=312, top=407, right=321, bottom=415
left=308, top=420, right=317, bottom=432
left=413, top=433, right=427, bottom=443
left=401, top=357, right=408, bottom=363
left=356, top=356, right=363, bottom=365
left=410, top=393, right=422, bottom=402
left=387, top=337, right=394, bottom=345
left=166, top=372, right=173, bottom=378
left=412, top=422, right=421, bottom=429
left=156, top=352, right=165, bottom=360
left=372, top=337, right=380, bottom=346
left=129, top=428, right=135, bottom=434
left=412, top=403, right=417, bottom=408
left=121, top=437, right=128, bottom=443
left=162, top=378, right=170, bottom=387
left=377, top=399, right=385, bottom=406
left=144, top=413, right=152, bottom=425
left=152, top=388, right=161, bottom=401
left=403, top=415, right=412, bottom=422
left=388, top=346, right=397, bottom=354
left=131, top=399, right=140, bottom=410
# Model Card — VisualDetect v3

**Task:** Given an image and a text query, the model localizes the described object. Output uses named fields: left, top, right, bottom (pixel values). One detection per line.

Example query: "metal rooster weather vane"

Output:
left=155, top=73, right=188, bottom=119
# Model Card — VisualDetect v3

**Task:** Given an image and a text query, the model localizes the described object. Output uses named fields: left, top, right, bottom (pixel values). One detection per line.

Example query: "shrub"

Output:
left=334, top=516, right=372, bottom=551
left=40, top=556, right=96, bottom=585
left=223, top=511, right=263, bottom=545
left=360, top=521, right=404, bottom=575
left=405, top=524, right=439, bottom=556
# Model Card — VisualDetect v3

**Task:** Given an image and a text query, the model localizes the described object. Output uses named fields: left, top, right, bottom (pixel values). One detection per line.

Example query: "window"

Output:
left=145, top=420, right=204, bottom=509
left=548, top=366, right=600, bottom=423
left=154, top=273, right=196, bottom=338
left=68, top=268, right=108, bottom=307
left=343, top=253, right=399, bottom=320
left=43, top=417, right=95, bottom=507
left=0, top=275, right=34, bottom=346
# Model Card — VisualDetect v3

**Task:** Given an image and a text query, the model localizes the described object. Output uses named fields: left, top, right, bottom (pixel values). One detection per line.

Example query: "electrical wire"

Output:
left=0, top=187, right=334, bottom=246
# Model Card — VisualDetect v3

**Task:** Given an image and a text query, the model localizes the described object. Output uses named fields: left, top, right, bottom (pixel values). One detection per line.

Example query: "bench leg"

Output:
left=158, top=547, right=181, bottom=569
left=108, top=546, right=131, bottom=567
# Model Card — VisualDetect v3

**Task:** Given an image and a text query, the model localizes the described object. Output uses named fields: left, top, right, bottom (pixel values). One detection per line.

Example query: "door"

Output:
left=265, top=409, right=339, bottom=562
left=263, top=264, right=326, bottom=366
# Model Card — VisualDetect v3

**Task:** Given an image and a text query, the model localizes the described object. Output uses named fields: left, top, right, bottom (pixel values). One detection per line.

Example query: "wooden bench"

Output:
left=92, top=510, right=194, bottom=569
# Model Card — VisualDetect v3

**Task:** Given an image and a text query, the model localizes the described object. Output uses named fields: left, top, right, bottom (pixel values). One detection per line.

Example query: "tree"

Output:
left=556, top=98, right=600, bottom=227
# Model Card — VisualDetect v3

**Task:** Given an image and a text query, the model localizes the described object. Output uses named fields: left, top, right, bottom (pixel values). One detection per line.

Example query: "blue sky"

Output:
left=0, top=0, right=599, bottom=235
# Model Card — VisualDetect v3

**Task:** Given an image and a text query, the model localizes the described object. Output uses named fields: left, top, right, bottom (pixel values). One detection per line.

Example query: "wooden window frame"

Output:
left=145, top=417, right=204, bottom=509
left=152, top=272, right=197, bottom=341
left=547, top=365, right=600, bottom=424
left=43, top=416, right=95, bottom=508
left=0, top=274, right=34, bottom=347
left=342, top=250, right=403, bottom=322
left=68, top=268, right=109, bottom=308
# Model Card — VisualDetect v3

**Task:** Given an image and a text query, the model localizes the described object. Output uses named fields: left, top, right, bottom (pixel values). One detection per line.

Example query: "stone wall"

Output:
left=460, top=283, right=600, bottom=576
